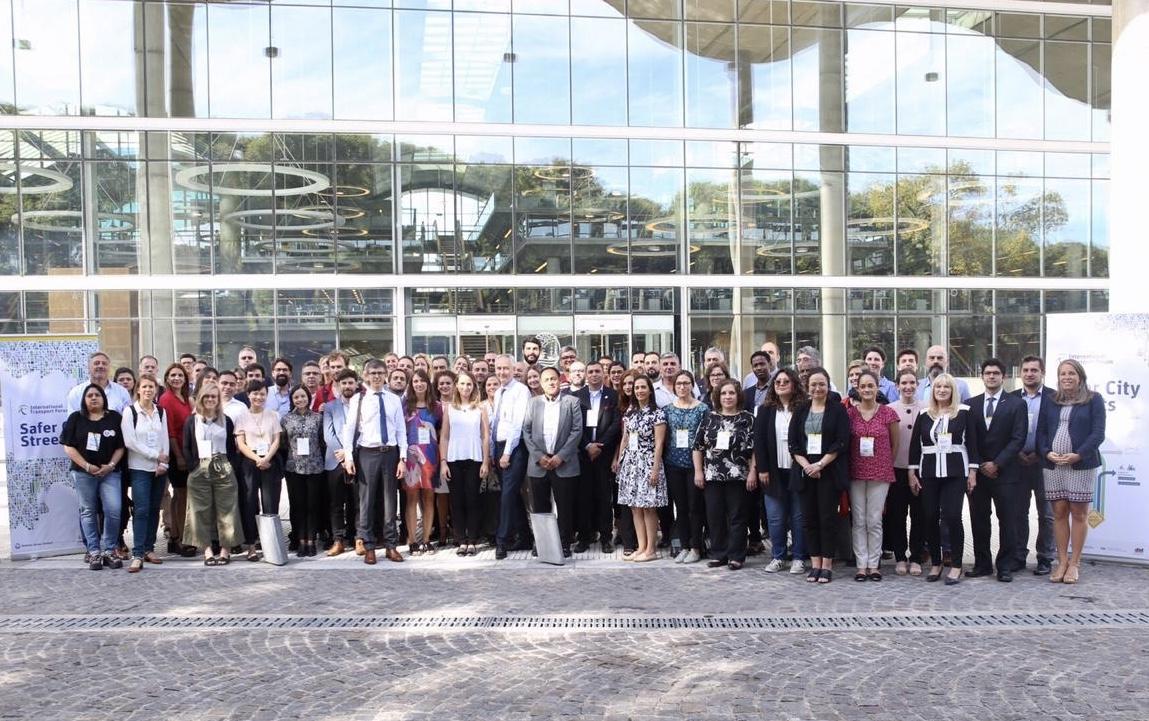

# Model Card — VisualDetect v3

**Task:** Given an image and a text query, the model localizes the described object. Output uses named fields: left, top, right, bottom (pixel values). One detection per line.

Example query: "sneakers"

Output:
left=128, top=557, right=144, bottom=573
left=764, top=558, right=786, bottom=573
left=789, top=560, right=806, bottom=574
left=102, top=553, right=123, bottom=570
left=673, top=549, right=689, bottom=564
left=88, top=555, right=103, bottom=571
left=681, top=549, right=701, bottom=564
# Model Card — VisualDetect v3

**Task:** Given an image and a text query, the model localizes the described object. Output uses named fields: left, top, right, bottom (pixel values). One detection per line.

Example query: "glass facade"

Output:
left=0, top=0, right=1112, bottom=378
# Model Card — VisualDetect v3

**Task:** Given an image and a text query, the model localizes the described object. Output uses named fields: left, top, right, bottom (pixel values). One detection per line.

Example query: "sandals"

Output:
left=868, top=571, right=882, bottom=582
left=806, top=567, right=820, bottom=583
left=245, top=547, right=260, bottom=562
left=895, top=562, right=908, bottom=576
left=218, top=555, right=231, bottom=565
left=854, top=572, right=868, bottom=582
left=1051, top=564, right=1067, bottom=583
left=908, top=562, right=923, bottom=577
left=1063, top=564, right=1080, bottom=584
left=817, top=569, right=832, bottom=584
left=204, top=556, right=219, bottom=566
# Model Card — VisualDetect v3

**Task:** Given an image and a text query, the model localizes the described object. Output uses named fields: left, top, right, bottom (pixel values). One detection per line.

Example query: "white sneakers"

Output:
left=764, top=558, right=786, bottom=573
left=682, top=549, right=701, bottom=564
left=673, top=549, right=689, bottom=563
left=789, top=560, right=805, bottom=574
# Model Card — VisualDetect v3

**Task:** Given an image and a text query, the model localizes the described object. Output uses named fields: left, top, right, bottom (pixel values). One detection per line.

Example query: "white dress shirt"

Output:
left=542, top=395, right=562, bottom=454
left=120, top=401, right=171, bottom=472
left=493, top=379, right=530, bottom=456
left=341, top=387, right=407, bottom=452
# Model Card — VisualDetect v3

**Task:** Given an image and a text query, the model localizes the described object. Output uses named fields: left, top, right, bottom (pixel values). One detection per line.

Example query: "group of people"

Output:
left=59, top=337, right=1105, bottom=585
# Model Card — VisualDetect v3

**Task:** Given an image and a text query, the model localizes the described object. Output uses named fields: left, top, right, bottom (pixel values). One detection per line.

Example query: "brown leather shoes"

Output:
left=143, top=552, right=163, bottom=565
left=355, top=539, right=366, bottom=556
left=385, top=547, right=404, bottom=563
left=327, top=541, right=345, bottom=557
left=363, top=548, right=377, bottom=565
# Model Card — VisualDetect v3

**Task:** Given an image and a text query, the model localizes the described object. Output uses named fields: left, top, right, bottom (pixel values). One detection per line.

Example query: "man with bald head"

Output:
left=914, top=345, right=971, bottom=402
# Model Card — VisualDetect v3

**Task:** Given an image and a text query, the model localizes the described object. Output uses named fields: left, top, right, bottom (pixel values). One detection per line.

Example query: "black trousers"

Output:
left=355, top=446, right=399, bottom=550
left=886, top=468, right=926, bottom=563
left=447, top=460, right=483, bottom=544
left=1016, top=462, right=1055, bottom=566
left=970, top=475, right=1020, bottom=572
left=614, top=476, right=637, bottom=552
left=801, top=480, right=839, bottom=559
left=326, top=467, right=358, bottom=542
left=576, top=450, right=616, bottom=544
left=922, top=475, right=966, bottom=568
left=528, top=471, right=577, bottom=548
left=285, top=471, right=325, bottom=540
left=745, top=485, right=763, bottom=546
left=665, top=464, right=705, bottom=551
left=239, top=458, right=283, bottom=545
left=704, top=481, right=749, bottom=563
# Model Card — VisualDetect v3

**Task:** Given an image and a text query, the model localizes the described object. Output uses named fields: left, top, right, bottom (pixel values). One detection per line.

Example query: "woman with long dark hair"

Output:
left=157, top=362, right=194, bottom=556
left=281, top=385, right=325, bottom=557
left=60, top=384, right=125, bottom=570
left=404, top=369, right=442, bottom=555
left=754, top=367, right=809, bottom=575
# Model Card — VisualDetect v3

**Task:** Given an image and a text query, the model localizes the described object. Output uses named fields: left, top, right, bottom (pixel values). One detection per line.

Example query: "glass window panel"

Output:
left=1091, top=18, right=1110, bottom=41
left=896, top=147, right=945, bottom=173
left=409, top=316, right=456, bottom=355
left=1044, top=289, right=1087, bottom=313
left=896, top=289, right=936, bottom=313
left=846, top=4, right=894, bottom=28
left=686, top=141, right=737, bottom=168
left=996, top=13, right=1040, bottom=39
left=330, top=166, right=393, bottom=268
left=571, top=17, right=628, bottom=126
left=395, top=10, right=453, bottom=121
left=628, top=166, right=682, bottom=274
left=570, top=0, right=624, bottom=17
left=0, top=291, right=22, bottom=332
left=896, top=173, right=944, bottom=275
left=948, top=148, right=994, bottom=176
left=792, top=28, right=844, bottom=132
left=268, top=163, right=338, bottom=275
left=17, top=158, right=84, bottom=274
left=741, top=168, right=793, bottom=274
left=896, top=30, right=945, bottom=136
left=78, top=0, right=136, bottom=117
left=743, top=142, right=792, bottom=170
left=793, top=168, right=841, bottom=275
left=946, top=34, right=994, bottom=138
left=278, top=322, right=337, bottom=372
left=1045, top=15, right=1088, bottom=41
left=398, top=134, right=453, bottom=162
left=946, top=174, right=992, bottom=275
left=847, top=146, right=894, bottom=173
left=846, top=316, right=894, bottom=373
left=628, top=20, right=683, bottom=127
left=1091, top=43, right=1110, bottom=142
left=947, top=315, right=991, bottom=377
left=997, top=39, right=1042, bottom=139
left=514, top=0, right=566, bottom=14
left=738, top=1, right=788, bottom=25
left=1043, top=177, right=1089, bottom=277
left=894, top=6, right=944, bottom=31
left=214, top=289, right=275, bottom=320
left=1091, top=179, right=1107, bottom=277
left=996, top=289, right=1041, bottom=314
left=207, top=4, right=270, bottom=119
left=0, top=184, right=16, bottom=273
left=738, top=25, right=791, bottom=131
left=92, top=160, right=141, bottom=274
left=338, top=288, right=393, bottom=319
left=456, top=136, right=513, bottom=164
left=13, top=0, right=80, bottom=114
left=1045, top=152, right=1090, bottom=178
left=995, top=176, right=1042, bottom=277
left=572, top=137, right=628, bottom=166
left=454, top=12, right=512, bottom=123
left=158, top=3, right=209, bottom=119
left=635, top=287, right=677, bottom=312
left=517, top=287, right=572, bottom=314
left=629, top=0, right=681, bottom=19
left=269, top=7, right=332, bottom=120
left=948, top=288, right=992, bottom=314
left=1044, top=41, right=1089, bottom=141
left=686, top=167, right=737, bottom=274
left=995, top=315, right=1041, bottom=374
left=686, top=0, right=735, bottom=21
left=572, top=165, right=627, bottom=274
left=997, top=150, right=1042, bottom=177
left=333, top=9, right=393, bottom=121
left=847, top=172, right=895, bottom=276
left=690, top=287, right=733, bottom=312
left=792, top=1, right=843, bottom=27
left=685, top=22, right=736, bottom=128
left=629, top=139, right=682, bottom=167
left=1089, top=290, right=1108, bottom=313
left=574, top=288, right=628, bottom=312
left=456, top=162, right=513, bottom=273
left=845, top=29, right=894, bottom=133
left=217, top=317, right=274, bottom=371
left=0, top=1, right=11, bottom=112
left=512, top=14, right=570, bottom=125
left=739, top=315, right=792, bottom=366
left=513, top=137, right=569, bottom=166
left=277, top=288, right=335, bottom=320
left=514, top=163, right=571, bottom=274
left=399, top=162, right=453, bottom=273
left=895, top=316, right=937, bottom=359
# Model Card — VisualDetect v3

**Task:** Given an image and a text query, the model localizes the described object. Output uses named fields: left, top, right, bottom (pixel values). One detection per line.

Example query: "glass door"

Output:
left=575, top=314, right=630, bottom=365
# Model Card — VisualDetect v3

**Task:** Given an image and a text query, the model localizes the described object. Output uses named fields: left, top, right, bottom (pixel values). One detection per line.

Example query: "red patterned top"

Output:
left=846, top=403, right=899, bottom=482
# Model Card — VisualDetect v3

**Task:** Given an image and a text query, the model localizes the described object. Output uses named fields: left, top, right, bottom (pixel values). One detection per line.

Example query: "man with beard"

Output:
left=643, top=351, right=661, bottom=381
left=268, top=357, right=295, bottom=417
left=324, top=368, right=362, bottom=556
left=312, top=352, right=347, bottom=412
left=521, top=337, right=542, bottom=370
left=564, top=361, right=587, bottom=395
left=1011, top=355, right=1056, bottom=575
left=742, top=350, right=775, bottom=410
left=472, top=359, right=490, bottom=387
left=914, top=345, right=971, bottom=402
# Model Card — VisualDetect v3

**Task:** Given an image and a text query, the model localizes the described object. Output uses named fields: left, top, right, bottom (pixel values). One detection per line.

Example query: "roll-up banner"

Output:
left=1045, top=314, right=1149, bottom=564
left=0, top=334, right=99, bottom=559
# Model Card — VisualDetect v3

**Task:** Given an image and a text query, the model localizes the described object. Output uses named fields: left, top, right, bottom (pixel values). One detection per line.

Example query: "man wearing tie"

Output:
left=967, top=358, right=1027, bottom=582
left=341, top=359, right=407, bottom=565
left=491, top=354, right=531, bottom=560
left=523, top=367, right=584, bottom=558
left=572, top=361, right=621, bottom=554
left=1012, top=355, right=1057, bottom=575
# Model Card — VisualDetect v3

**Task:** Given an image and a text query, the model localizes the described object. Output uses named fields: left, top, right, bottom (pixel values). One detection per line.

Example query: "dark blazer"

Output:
left=1011, top=386, right=1056, bottom=452
left=742, top=385, right=769, bottom=413
left=181, top=414, right=240, bottom=471
left=752, top=405, right=796, bottom=498
left=908, top=407, right=981, bottom=480
left=1035, top=392, right=1106, bottom=471
left=573, top=385, right=621, bottom=453
left=787, top=401, right=851, bottom=493
left=967, top=392, right=1027, bottom=483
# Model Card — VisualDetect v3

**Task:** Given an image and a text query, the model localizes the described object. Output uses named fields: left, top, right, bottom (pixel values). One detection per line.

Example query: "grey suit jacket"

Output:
left=522, top=394, right=583, bottom=478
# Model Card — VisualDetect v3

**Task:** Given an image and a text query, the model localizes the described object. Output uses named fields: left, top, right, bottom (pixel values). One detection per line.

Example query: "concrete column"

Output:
left=1110, top=0, right=1149, bottom=312
left=819, top=30, right=847, bottom=381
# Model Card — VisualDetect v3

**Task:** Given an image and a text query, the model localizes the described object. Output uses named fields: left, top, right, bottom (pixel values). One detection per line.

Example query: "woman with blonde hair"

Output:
left=908, top=374, right=980, bottom=585
left=439, top=371, right=490, bottom=555
left=181, top=381, right=243, bottom=566
left=1036, top=359, right=1106, bottom=584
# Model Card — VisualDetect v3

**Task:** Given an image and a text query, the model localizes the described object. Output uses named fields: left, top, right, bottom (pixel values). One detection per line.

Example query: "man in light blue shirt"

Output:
left=67, top=351, right=132, bottom=413
left=268, top=358, right=294, bottom=418
left=862, top=346, right=898, bottom=403
left=914, top=345, right=971, bottom=402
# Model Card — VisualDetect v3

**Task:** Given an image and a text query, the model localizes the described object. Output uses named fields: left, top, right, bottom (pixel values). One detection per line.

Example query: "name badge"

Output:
left=86, top=432, right=101, bottom=452
left=586, top=408, right=599, bottom=428
left=806, top=433, right=822, bottom=455
left=197, top=437, right=213, bottom=459
left=417, top=426, right=431, bottom=445
left=295, top=437, right=310, bottom=456
left=715, top=430, right=731, bottom=451
left=628, top=434, right=638, bottom=452
left=254, top=440, right=270, bottom=457
left=860, top=436, right=875, bottom=457
left=675, top=429, right=689, bottom=449
left=937, top=433, right=953, bottom=452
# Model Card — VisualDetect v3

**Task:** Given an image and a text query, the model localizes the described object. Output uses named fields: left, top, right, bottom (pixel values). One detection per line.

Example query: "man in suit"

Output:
left=323, top=368, right=361, bottom=557
left=572, top=361, right=622, bottom=554
left=522, top=367, right=584, bottom=557
left=967, top=358, right=1028, bottom=582
left=1012, top=355, right=1057, bottom=575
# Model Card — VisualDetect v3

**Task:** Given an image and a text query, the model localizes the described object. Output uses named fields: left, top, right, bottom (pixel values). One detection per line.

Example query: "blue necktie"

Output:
left=985, top=396, right=996, bottom=422
left=376, top=392, right=388, bottom=446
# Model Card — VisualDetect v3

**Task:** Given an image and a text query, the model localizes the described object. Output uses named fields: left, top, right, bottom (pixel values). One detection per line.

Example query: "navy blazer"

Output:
left=1035, top=392, right=1106, bottom=471
left=787, top=401, right=851, bottom=493
left=573, top=385, right=621, bottom=453
left=1011, top=386, right=1056, bottom=453
left=968, top=392, right=1027, bottom=482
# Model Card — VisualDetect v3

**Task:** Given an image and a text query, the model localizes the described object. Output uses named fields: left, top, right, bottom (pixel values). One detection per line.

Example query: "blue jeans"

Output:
left=763, top=482, right=807, bottom=561
left=129, top=469, right=167, bottom=557
left=495, top=441, right=528, bottom=547
left=73, top=469, right=122, bottom=554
